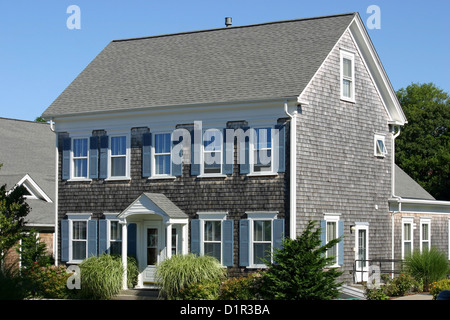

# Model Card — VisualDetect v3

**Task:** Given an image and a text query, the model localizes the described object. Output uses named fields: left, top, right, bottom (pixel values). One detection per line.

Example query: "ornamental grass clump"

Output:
left=404, top=247, right=449, bottom=291
left=156, top=254, right=226, bottom=300
left=78, top=254, right=124, bottom=300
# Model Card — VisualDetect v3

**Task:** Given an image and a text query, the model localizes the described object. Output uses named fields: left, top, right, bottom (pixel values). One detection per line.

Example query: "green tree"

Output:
left=260, top=220, right=343, bottom=300
left=0, top=164, right=30, bottom=265
left=396, top=83, right=450, bottom=200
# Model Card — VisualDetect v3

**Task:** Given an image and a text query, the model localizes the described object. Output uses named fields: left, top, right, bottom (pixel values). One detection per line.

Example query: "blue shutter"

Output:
left=98, top=219, right=107, bottom=255
left=222, top=128, right=233, bottom=175
left=338, top=220, right=344, bottom=266
left=127, top=223, right=137, bottom=258
left=239, top=127, right=250, bottom=175
left=239, top=220, right=250, bottom=267
left=89, top=136, right=99, bottom=179
left=275, top=124, right=286, bottom=173
left=172, top=133, right=182, bottom=177
left=61, top=219, right=69, bottom=262
left=62, top=138, right=71, bottom=180
left=190, top=129, right=201, bottom=176
left=99, top=135, right=108, bottom=179
left=190, top=220, right=200, bottom=255
left=320, top=220, right=327, bottom=247
left=87, top=220, right=98, bottom=257
left=142, top=132, right=152, bottom=177
left=272, top=219, right=285, bottom=252
left=222, top=220, right=234, bottom=267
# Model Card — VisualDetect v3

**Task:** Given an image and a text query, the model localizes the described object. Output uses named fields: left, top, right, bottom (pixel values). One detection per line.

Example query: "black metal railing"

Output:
left=352, top=259, right=405, bottom=284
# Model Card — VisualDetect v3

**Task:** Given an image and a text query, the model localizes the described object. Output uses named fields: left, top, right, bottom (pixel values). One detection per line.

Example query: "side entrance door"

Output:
left=142, top=222, right=162, bottom=284
left=354, top=224, right=369, bottom=283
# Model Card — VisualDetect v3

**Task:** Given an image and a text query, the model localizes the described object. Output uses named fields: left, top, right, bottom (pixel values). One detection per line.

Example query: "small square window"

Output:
left=374, top=134, right=387, bottom=157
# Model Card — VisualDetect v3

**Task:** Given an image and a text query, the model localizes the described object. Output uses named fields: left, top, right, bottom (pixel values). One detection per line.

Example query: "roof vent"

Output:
left=225, top=17, right=232, bottom=27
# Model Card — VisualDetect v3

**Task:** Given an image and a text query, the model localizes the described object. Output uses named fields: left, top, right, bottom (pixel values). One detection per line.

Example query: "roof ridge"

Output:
left=112, top=12, right=356, bottom=43
left=0, top=117, right=49, bottom=125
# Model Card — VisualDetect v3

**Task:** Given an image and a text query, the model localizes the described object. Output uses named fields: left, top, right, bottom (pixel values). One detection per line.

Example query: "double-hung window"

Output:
left=420, top=218, right=431, bottom=252
left=154, top=133, right=172, bottom=176
left=109, top=220, right=122, bottom=255
left=110, top=135, right=128, bottom=178
left=71, top=220, right=88, bottom=262
left=72, top=138, right=88, bottom=178
left=253, top=220, right=272, bottom=265
left=340, top=50, right=355, bottom=102
left=322, top=214, right=343, bottom=267
left=402, top=218, right=414, bottom=258
left=202, top=129, right=222, bottom=175
left=252, top=128, right=273, bottom=174
left=204, top=220, right=222, bottom=261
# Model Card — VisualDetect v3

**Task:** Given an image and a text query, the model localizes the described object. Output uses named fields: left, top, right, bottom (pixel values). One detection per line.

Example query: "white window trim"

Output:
left=107, top=133, right=131, bottom=180
left=374, top=134, right=387, bottom=158
left=199, top=128, right=226, bottom=177
left=419, top=218, right=431, bottom=253
left=248, top=127, right=276, bottom=176
left=152, top=132, right=173, bottom=178
left=104, top=213, right=123, bottom=254
left=247, top=211, right=278, bottom=268
left=340, top=49, right=355, bottom=102
left=70, top=136, right=91, bottom=181
left=67, top=213, right=92, bottom=264
left=197, top=212, right=227, bottom=264
left=324, top=214, right=341, bottom=267
left=402, top=217, right=414, bottom=259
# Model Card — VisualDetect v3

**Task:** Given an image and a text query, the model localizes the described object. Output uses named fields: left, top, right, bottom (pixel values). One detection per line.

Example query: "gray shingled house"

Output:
left=0, top=118, right=56, bottom=266
left=41, top=12, right=449, bottom=291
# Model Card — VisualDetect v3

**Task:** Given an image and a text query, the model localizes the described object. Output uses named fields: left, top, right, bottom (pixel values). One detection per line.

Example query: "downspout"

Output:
left=284, top=100, right=299, bottom=239
left=49, top=118, right=59, bottom=266
left=390, top=125, right=401, bottom=272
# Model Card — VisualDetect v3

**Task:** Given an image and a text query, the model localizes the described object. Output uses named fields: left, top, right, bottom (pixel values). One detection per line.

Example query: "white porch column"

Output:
left=121, top=220, right=128, bottom=290
left=182, top=223, right=188, bottom=254
left=166, top=223, right=172, bottom=259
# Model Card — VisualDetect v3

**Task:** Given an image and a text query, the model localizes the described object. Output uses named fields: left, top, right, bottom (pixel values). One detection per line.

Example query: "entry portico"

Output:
left=117, top=193, right=189, bottom=289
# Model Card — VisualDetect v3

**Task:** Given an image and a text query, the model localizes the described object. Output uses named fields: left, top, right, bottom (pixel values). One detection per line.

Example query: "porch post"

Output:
left=121, top=220, right=128, bottom=290
left=182, top=223, right=188, bottom=254
left=166, top=223, right=172, bottom=259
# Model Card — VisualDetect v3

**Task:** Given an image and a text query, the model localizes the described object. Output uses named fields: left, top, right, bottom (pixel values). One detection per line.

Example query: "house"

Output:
left=41, top=12, right=449, bottom=291
left=0, top=118, right=56, bottom=267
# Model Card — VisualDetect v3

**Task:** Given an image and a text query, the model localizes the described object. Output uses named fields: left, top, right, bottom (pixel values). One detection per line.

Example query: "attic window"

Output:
left=340, top=50, right=355, bottom=102
left=374, top=134, right=387, bottom=157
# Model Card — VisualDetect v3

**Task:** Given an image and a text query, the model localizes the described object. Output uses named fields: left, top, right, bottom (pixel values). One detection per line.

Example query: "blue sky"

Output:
left=1, top=0, right=449, bottom=121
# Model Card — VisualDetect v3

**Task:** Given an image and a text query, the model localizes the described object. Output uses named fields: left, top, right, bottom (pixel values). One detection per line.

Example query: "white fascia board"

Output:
left=13, top=174, right=53, bottom=203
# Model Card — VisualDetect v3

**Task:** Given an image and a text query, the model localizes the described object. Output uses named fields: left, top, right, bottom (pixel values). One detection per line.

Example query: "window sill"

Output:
left=340, top=97, right=355, bottom=103
left=247, top=172, right=278, bottom=177
left=197, top=174, right=228, bottom=178
left=148, top=176, right=177, bottom=180
left=104, top=177, right=131, bottom=182
left=67, top=178, right=92, bottom=182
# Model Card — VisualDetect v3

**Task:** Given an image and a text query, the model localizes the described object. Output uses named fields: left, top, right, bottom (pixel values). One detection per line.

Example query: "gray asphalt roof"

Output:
left=0, top=118, right=55, bottom=227
left=42, top=13, right=356, bottom=118
left=143, top=193, right=188, bottom=219
left=395, top=164, right=435, bottom=200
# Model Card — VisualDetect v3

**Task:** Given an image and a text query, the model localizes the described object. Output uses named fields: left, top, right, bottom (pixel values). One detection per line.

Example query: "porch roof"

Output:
left=118, top=192, right=188, bottom=220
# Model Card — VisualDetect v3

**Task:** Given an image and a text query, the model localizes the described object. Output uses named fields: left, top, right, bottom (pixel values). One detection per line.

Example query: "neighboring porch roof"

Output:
left=118, top=193, right=188, bottom=220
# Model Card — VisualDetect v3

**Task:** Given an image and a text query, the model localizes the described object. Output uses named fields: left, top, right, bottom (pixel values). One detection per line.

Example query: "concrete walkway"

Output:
left=391, top=293, right=433, bottom=300
left=112, top=289, right=160, bottom=300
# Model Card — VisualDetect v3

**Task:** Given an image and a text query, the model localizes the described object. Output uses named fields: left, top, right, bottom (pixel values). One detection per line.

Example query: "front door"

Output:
left=354, top=225, right=369, bottom=283
left=143, top=222, right=162, bottom=284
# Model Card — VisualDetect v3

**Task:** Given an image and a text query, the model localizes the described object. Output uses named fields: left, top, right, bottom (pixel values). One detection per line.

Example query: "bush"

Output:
left=384, top=273, right=421, bottom=297
left=78, top=254, right=124, bottom=299
left=259, top=220, right=343, bottom=300
left=156, top=254, right=226, bottom=300
left=23, top=263, right=71, bottom=299
left=219, top=273, right=262, bottom=300
left=178, top=280, right=221, bottom=300
left=126, top=255, right=139, bottom=289
left=404, top=247, right=449, bottom=290
left=429, top=279, right=450, bottom=300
